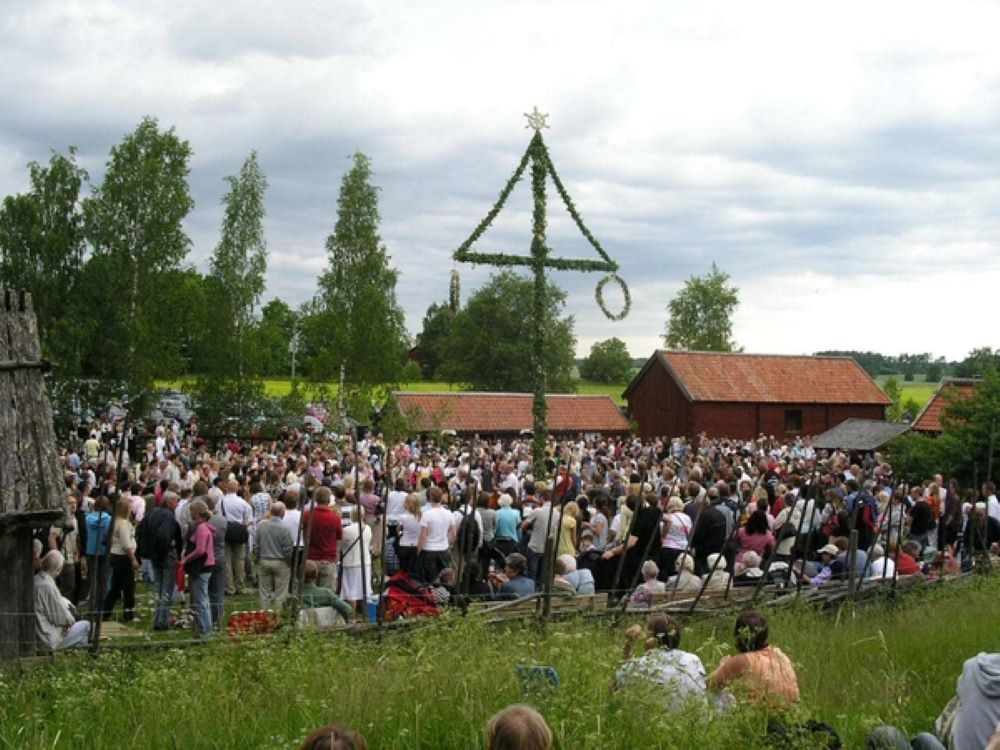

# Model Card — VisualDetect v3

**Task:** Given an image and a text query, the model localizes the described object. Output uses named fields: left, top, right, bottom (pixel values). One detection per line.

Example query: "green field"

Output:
left=157, top=379, right=629, bottom=404
left=874, top=376, right=936, bottom=412
left=160, top=376, right=929, bottom=413
left=3, top=576, right=998, bottom=748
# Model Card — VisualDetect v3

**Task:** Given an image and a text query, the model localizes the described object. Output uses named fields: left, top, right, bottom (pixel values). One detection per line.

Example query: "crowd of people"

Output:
left=34, top=421, right=1000, bottom=645
left=25, top=417, right=1000, bottom=747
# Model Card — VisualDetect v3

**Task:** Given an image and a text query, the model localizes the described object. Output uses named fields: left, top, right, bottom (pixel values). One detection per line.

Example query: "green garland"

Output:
left=449, top=270, right=460, bottom=312
left=595, top=273, right=631, bottom=321
left=454, top=132, right=632, bottom=324
left=453, top=121, right=630, bottom=477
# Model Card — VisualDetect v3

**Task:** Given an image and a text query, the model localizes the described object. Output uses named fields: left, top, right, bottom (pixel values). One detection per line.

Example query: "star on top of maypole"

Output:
left=524, top=106, right=550, bottom=131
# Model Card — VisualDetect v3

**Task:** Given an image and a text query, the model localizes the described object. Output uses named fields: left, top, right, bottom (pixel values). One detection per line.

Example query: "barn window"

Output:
left=784, top=409, right=803, bottom=433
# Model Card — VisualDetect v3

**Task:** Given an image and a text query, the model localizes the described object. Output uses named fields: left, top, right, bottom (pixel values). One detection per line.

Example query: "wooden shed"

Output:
left=623, top=351, right=891, bottom=440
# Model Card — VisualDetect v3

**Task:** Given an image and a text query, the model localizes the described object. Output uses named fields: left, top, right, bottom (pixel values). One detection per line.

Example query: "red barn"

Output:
left=623, top=351, right=891, bottom=440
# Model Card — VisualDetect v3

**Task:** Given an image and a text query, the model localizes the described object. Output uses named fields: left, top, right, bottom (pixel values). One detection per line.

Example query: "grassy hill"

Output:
left=3, top=575, right=999, bottom=748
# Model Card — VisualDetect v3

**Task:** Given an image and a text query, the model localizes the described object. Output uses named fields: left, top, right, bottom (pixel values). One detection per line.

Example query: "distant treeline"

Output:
left=813, top=349, right=1000, bottom=382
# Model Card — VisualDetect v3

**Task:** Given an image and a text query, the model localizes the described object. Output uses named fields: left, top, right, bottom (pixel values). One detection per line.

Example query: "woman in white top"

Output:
left=102, top=497, right=138, bottom=622
left=396, top=494, right=422, bottom=575
left=658, top=496, right=692, bottom=582
left=339, top=507, right=373, bottom=618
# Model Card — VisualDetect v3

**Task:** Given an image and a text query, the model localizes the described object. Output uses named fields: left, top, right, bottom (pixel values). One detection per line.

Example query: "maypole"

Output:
left=453, top=108, right=630, bottom=480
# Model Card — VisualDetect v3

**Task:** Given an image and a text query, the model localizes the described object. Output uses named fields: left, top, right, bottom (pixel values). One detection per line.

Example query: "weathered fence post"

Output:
left=0, top=290, right=66, bottom=659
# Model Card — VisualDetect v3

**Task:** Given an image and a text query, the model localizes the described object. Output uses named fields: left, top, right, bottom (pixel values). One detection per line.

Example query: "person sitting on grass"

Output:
left=937, top=652, right=1000, bottom=750
left=866, top=726, right=945, bottom=749
left=300, top=560, right=352, bottom=623
left=487, top=553, right=536, bottom=600
left=614, top=615, right=707, bottom=710
left=35, top=550, right=91, bottom=651
left=430, top=568, right=456, bottom=605
left=484, top=704, right=553, bottom=750
left=299, top=723, right=368, bottom=750
left=708, top=611, right=800, bottom=711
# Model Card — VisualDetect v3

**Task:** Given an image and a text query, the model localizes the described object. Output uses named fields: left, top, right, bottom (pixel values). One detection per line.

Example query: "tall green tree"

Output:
left=200, top=151, right=269, bottom=427
left=940, top=366, right=1000, bottom=481
left=84, top=117, right=194, bottom=401
left=314, top=153, right=407, bottom=411
left=0, top=148, right=88, bottom=371
left=249, top=299, right=298, bottom=377
left=579, top=337, right=633, bottom=383
left=954, top=348, right=1000, bottom=378
left=664, top=262, right=739, bottom=351
left=413, top=301, right=455, bottom=380
left=442, top=270, right=576, bottom=393
left=891, top=367, right=1000, bottom=483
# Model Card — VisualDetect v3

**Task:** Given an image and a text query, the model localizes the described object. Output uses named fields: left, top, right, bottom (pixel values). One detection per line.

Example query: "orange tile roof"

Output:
left=393, top=392, right=629, bottom=434
left=911, top=378, right=980, bottom=433
left=629, top=350, right=891, bottom=405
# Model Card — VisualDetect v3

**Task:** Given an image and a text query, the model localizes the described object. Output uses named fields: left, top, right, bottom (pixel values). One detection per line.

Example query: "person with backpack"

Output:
left=137, top=490, right=183, bottom=630
left=846, top=479, right=879, bottom=552
left=84, top=495, right=113, bottom=610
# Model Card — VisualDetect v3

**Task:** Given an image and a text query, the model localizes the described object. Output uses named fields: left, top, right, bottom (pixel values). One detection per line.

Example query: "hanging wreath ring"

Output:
left=595, top=273, right=631, bottom=321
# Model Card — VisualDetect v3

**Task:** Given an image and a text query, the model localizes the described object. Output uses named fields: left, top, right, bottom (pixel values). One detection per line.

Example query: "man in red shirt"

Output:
left=303, top=486, right=343, bottom=591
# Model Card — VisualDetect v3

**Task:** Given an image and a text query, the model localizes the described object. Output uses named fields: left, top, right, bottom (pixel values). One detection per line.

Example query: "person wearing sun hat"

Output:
left=794, top=542, right=840, bottom=587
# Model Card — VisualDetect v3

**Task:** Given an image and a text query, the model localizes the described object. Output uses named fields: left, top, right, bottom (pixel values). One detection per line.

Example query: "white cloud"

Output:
left=0, top=0, right=998, bottom=363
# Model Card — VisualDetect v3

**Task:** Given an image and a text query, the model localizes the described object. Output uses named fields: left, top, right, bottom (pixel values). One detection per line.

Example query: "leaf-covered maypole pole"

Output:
left=453, top=109, right=630, bottom=478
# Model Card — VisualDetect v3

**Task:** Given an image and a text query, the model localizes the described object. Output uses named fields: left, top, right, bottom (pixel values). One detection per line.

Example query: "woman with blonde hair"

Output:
left=102, top=496, right=138, bottom=622
left=557, top=500, right=580, bottom=557
left=396, top=493, right=422, bottom=575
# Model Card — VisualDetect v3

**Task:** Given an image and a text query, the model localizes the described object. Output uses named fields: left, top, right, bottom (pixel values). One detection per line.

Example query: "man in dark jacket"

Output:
left=690, top=490, right=728, bottom=575
left=137, top=491, right=183, bottom=631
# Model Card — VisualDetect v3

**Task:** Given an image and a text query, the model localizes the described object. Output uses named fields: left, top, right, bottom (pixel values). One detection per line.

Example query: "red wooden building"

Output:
left=911, top=377, right=980, bottom=434
left=393, top=392, right=629, bottom=437
left=623, top=351, right=891, bottom=440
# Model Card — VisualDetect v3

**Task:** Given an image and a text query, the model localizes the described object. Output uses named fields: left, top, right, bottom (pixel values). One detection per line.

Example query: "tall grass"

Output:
left=2, top=576, right=999, bottom=749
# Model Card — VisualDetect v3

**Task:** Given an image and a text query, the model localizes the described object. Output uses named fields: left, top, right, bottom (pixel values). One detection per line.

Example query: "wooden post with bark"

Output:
left=0, top=290, right=66, bottom=659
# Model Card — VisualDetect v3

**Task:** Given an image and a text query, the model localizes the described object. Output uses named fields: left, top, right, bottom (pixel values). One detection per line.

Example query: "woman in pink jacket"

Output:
left=181, top=499, right=216, bottom=637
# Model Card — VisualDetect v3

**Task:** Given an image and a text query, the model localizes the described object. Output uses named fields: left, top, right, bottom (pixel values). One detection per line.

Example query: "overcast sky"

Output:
left=2, top=0, right=998, bottom=362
